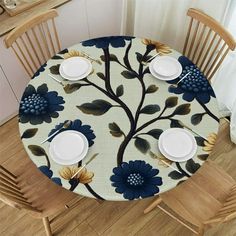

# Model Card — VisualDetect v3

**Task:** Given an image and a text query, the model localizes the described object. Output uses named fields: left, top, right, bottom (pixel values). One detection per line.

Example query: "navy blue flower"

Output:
left=19, top=84, right=65, bottom=125
left=110, top=160, right=162, bottom=200
left=168, top=56, right=215, bottom=104
left=32, top=63, right=47, bottom=79
left=48, top=119, right=96, bottom=147
left=38, top=166, right=62, bottom=186
left=82, top=36, right=133, bottom=49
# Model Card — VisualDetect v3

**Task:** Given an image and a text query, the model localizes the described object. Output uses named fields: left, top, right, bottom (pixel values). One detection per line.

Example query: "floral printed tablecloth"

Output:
left=19, top=36, right=220, bottom=201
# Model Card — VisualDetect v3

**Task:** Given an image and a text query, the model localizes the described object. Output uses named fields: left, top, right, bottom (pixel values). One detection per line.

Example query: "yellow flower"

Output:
left=64, top=50, right=81, bottom=59
left=202, top=133, right=217, bottom=154
left=142, top=39, right=172, bottom=55
left=59, top=166, right=94, bottom=184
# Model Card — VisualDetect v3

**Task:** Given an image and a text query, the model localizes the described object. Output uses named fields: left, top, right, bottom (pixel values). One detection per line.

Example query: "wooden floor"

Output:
left=1, top=117, right=236, bottom=236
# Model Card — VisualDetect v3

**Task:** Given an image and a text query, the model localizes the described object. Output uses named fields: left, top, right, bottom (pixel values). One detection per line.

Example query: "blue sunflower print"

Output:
left=19, top=84, right=65, bottom=125
left=168, top=56, right=215, bottom=104
left=110, top=160, right=162, bottom=200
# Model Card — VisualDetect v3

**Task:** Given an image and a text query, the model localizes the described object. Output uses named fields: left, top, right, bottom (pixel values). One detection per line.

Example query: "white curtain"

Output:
left=122, top=0, right=231, bottom=52
left=212, top=0, right=236, bottom=117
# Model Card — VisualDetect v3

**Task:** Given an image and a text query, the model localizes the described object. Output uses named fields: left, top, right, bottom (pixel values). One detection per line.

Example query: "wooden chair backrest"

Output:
left=205, top=184, right=236, bottom=225
left=0, top=165, right=40, bottom=213
left=183, top=8, right=236, bottom=81
left=4, top=10, right=61, bottom=77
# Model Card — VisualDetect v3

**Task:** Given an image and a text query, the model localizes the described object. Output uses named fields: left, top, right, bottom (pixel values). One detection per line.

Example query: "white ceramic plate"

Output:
left=49, top=130, right=89, bottom=165
left=149, top=56, right=182, bottom=81
left=59, top=57, right=92, bottom=81
left=158, top=128, right=197, bottom=162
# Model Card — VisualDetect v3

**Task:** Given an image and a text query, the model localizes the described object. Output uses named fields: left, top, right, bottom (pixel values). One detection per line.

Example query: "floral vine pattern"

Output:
left=19, top=36, right=220, bottom=201
left=77, top=37, right=193, bottom=168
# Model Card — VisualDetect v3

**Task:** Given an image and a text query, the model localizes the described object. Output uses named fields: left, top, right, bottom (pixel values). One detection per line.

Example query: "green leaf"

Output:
left=165, top=96, right=178, bottom=108
left=77, top=99, right=113, bottom=116
left=173, top=104, right=191, bottom=115
left=51, top=55, right=64, bottom=60
left=109, top=54, right=118, bottom=61
left=97, top=72, right=105, bottom=80
left=195, top=136, right=205, bottom=146
left=143, top=67, right=150, bottom=75
left=109, top=122, right=123, bottom=137
left=37, top=84, right=48, bottom=93
left=110, top=131, right=123, bottom=137
left=135, top=52, right=143, bottom=62
left=28, top=145, right=47, bottom=156
left=185, top=159, right=200, bottom=174
left=191, top=113, right=205, bottom=125
left=134, top=137, right=150, bottom=154
left=170, top=119, right=183, bottom=128
left=168, top=171, right=185, bottom=180
left=109, top=122, right=121, bottom=132
left=49, top=64, right=60, bottom=75
left=21, top=128, right=38, bottom=139
left=116, top=85, right=124, bottom=97
left=197, top=154, right=209, bottom=161
left=64, top=83, right=81, bottom=94
left=146, top=129, right=163, bottom=139
left=100, top=55, right=105, bottom=62
left=146, top=85, right=159, bottom=94
left=121, top=71, right=136, bottom=79
left=58, top=49, right=68, bottom=54
left=140, top=104, right=160, bottom=114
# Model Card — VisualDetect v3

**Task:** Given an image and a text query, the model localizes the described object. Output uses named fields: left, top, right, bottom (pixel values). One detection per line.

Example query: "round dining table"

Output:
left=18, top=36, right=220, bottom=201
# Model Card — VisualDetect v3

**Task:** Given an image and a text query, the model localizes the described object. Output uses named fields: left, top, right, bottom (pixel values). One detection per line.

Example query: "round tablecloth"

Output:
left=18, top=36, right=220, bottom=201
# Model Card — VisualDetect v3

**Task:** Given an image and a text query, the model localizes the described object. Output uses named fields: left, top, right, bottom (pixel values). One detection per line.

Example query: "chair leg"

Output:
left=144, top=196, right=162, bottom=214
left=42, top=217, right=52, bottom=236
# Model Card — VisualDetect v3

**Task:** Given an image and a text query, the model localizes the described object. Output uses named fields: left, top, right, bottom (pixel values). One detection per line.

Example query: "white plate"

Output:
left=158, top=128, right=197, bottom=162
left=59, top=57, right=92, bottom=81
left=49, top=130, right=89, bottom=165
left=149, top=56, right=182, bottom=81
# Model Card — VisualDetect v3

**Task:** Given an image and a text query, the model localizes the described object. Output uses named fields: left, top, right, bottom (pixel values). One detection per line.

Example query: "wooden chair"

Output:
left=0, top=163, right=82, bottom=236
left=144, top=161, right=236, bottom=235
left=183, top=8, right=236, bottom=81
left=4, top=9, right=61, bottom=77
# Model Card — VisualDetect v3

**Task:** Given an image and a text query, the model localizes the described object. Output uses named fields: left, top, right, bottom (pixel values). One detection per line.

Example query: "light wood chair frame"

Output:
left=183, top=8, right=236, bottom=81
left=4, top=9, right=61, bottom=77
left=144, top=161, right=236, bottom=235
left=0, top=164, right=80, bottom=236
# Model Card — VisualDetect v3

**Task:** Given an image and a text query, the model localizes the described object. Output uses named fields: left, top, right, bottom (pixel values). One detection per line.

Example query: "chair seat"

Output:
left=160, top=179, right=221, bottom=227
left=160, top=161, right=235, bottom=227
left=16, top=161, right=81, bottom=218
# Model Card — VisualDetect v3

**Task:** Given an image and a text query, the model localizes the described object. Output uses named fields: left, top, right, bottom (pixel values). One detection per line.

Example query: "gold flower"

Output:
left=142, top=39, right=172, bottom=55
left=202, top=133, right=217, bottom=154
left=64, top=50, right=81, bottom=59
left=59, top=166, right=94, bottom=184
